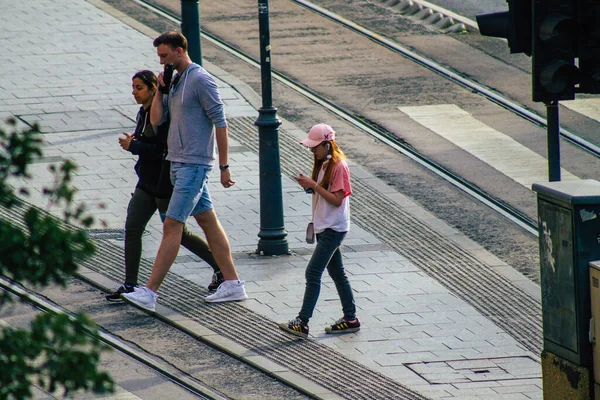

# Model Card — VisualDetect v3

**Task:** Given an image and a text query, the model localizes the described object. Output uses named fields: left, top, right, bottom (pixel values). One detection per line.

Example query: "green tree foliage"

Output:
left=0, top=118, right=114, bottom=398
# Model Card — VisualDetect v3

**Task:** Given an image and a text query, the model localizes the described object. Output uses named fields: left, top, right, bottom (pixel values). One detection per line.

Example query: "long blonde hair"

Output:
left=311, top=140, right=345, bottom=189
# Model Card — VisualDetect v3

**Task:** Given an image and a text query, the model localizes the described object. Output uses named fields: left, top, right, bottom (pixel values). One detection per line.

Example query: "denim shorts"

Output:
left=166, top=162, right=213, bottom=223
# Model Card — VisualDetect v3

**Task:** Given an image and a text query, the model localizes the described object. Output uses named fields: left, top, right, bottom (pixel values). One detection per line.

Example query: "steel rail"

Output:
left=0, top=277, right=227, bottom=400
left=133, top=0, right=539, bottom=235
left=291, top=0, right=600, bottom=157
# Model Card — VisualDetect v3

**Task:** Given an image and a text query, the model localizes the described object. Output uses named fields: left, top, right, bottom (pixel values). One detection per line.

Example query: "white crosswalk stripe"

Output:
left=562, top=98, right=600, bottom=123
left=398, top=104, right=580, bottom=188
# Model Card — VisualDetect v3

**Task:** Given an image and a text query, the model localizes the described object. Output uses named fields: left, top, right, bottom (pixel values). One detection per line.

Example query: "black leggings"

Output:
left=124, top=187, right=220, bottom=285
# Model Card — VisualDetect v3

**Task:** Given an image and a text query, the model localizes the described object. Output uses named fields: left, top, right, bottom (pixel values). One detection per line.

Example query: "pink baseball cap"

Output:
left=300, top=123, right=336, bottom=148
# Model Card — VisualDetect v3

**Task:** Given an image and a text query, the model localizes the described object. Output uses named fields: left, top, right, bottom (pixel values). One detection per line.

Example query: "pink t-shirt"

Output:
left=312, top=159, right=352, bottom=233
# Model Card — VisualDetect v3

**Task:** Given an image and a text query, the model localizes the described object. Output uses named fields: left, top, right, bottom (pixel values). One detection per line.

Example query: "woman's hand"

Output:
left=294, top=173, right=316, bottom=191
left=296, top=173, right=344, bottom=206
left=119, top=133, right=133, bottom=150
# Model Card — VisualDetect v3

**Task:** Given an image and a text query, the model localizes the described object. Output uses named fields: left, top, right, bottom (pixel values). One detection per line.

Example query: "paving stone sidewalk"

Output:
left=1, top=0, right=543, bottom=398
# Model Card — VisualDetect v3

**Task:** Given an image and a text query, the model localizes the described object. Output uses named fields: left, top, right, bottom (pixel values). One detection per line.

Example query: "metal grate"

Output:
left=405, top=356, right=540, bottom=384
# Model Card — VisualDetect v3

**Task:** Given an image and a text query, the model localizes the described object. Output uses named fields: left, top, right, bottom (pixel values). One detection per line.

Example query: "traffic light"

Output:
left=532, top=0, right=579, bottom=102
left=476, top=0, right=532, bottom=55
left=577, top=0, right=600, bottom=94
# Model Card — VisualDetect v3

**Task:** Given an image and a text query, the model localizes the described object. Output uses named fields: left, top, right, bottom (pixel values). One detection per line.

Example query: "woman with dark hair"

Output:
left=106, top=70, right=223, bottom=302
left=278, top=123, right=359, bottom=338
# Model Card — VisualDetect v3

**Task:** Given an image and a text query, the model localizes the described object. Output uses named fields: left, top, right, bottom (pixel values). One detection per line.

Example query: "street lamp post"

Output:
left=255, top=0, right=289, bottom=255
left=181, top=0, right=202, bottom=64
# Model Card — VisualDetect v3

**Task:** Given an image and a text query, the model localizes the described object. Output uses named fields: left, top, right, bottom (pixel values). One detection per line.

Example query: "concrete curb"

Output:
left=76, top=265, right=343, bottom=400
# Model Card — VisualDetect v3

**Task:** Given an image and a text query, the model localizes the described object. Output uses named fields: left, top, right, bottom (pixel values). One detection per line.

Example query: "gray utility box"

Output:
left=532, top=179, right=600, bottom=368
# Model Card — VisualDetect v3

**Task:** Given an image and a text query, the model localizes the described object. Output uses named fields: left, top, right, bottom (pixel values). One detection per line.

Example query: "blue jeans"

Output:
left=298, top=229, right=356, bottom=324
left=166, top=162, right=213, bottom=223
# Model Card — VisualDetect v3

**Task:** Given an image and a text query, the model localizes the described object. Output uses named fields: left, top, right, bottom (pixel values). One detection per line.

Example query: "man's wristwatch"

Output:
left=219, top=164, right=229, bottom=171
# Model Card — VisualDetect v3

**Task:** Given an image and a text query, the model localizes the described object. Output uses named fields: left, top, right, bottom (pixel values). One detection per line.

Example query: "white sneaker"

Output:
left=122, top=287, right=158, bottom=312
left=204, top=280, right=248, bottom=303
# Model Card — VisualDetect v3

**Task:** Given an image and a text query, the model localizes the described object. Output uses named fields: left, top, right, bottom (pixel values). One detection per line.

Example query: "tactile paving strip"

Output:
left=87, top=245, right=432, bottom=400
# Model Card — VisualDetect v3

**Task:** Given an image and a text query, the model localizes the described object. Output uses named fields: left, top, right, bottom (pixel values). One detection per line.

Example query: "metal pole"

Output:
left=255, top=0, right=289, bottom=255
left=546, top=101, right=561, bottom=181
left=181, top=0, right=202, bottom=65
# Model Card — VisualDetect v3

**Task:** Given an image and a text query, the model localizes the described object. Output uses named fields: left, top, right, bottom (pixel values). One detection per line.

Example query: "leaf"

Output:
left=0, top=119, right=114, bottom=397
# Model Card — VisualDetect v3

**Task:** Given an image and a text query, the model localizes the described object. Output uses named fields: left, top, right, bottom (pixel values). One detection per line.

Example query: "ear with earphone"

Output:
left=325, top=141, right=332, bottom=159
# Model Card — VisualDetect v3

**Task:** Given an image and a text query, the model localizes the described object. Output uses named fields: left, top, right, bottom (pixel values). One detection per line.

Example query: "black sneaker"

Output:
left=105, top=284, right=136, bottom=302
left=208, top=271, right=224, bottom=292
left=325, top=316, right=361, bottom=334
left=278, top=317, right=309, bottom=339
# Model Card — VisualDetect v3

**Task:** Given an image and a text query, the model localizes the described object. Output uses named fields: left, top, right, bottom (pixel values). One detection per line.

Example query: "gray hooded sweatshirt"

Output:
left=162, top=63, right=227, bottom=166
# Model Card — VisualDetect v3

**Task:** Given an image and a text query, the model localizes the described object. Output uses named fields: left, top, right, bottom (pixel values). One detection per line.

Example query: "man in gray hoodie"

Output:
left=123, top=31, right=247, bottom=311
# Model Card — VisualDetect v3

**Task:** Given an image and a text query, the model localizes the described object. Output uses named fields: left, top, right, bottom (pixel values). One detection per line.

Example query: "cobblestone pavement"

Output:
left=1, top=0, right=543, bottom=398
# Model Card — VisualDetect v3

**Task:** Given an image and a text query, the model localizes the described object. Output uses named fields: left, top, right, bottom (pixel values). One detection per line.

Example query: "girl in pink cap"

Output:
left=278, top=123, right=360, bottom=338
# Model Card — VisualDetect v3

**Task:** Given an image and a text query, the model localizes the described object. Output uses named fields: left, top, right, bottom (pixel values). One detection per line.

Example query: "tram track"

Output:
left=292, top=0, right=600, bottom=158
left=0, top=0, right=550, bottom=398
left=0, top=277, right=227, bottom=400
left=0, top=197, right=326, bottom=399
left=134, top=0, right=540, bottom=236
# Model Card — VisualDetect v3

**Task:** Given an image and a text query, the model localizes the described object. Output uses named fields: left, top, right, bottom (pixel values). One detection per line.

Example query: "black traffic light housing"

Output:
left=532, top=0, right=579, bottom=102
left=477, top=0, right=600, bottom=98
left=577, top=0, right=600, bottom=94
left=476, top=0, right=532, bottom=55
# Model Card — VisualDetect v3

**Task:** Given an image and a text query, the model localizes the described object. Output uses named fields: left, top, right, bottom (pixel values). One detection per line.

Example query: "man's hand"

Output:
left=157, top=71, right=165, bottom=88
left=221, top=168, right=235, bottom=188
left=119, top=133, right=133, bottom=150
left=156, top=71, right=169, bottom=95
